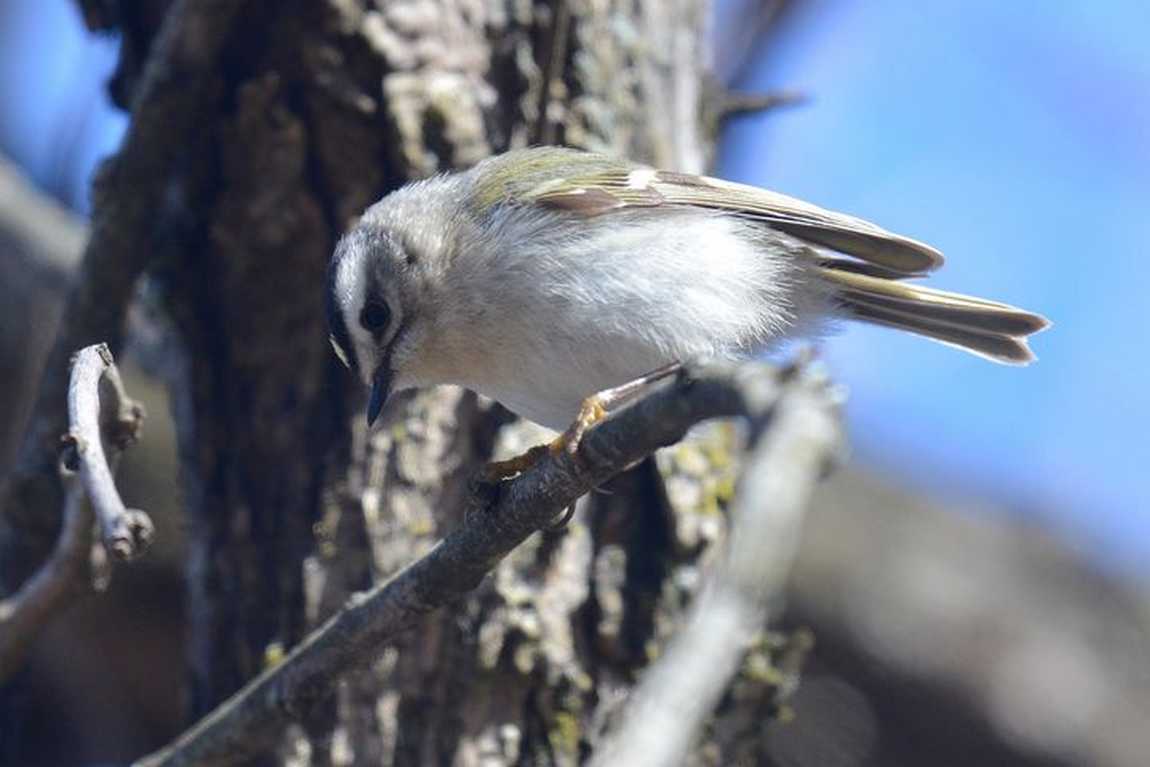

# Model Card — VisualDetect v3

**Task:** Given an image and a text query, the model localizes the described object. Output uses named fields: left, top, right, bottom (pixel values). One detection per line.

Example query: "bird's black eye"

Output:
left=360, top=301, right=391, bottom=335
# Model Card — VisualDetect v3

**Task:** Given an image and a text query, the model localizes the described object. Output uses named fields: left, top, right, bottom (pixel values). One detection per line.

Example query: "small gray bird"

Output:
left=326, top=146, right=1048, bottom=444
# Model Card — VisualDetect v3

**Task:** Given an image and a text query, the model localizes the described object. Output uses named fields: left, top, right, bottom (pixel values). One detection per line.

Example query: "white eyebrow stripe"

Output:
left=333, top=236, right=371, bottom=376
left=329, top=335, right=351, bottom=368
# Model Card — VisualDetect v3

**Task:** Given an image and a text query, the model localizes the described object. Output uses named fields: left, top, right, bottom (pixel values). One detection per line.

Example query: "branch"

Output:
left=61, top=344, right=151, bottom=559
left=0, top=343, right=147, bottom=681
left=134, top=359, right=838, bottom=767
left=0, top=484, right=92, bottom=682
left=589, top=365, right=842, bottom=767
left=2, top=0, right=248, bottom=592
left=717, top=88, right=808, bottom=121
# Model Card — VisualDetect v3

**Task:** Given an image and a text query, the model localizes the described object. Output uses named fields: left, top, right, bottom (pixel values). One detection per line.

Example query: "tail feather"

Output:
left=818, top=267, right=1050, bottom=365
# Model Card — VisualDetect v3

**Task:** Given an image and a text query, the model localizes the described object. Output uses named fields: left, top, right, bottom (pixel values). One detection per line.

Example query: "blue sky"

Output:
left=1, top=0, right=1147, bottom=572
left=719, top=1, right=1150, bottom=571
left=0, top=0, right=124, bottom=209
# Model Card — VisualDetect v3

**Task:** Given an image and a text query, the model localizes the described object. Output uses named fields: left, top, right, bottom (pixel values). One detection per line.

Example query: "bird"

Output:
left=326, top=146, right=1048, bottom=464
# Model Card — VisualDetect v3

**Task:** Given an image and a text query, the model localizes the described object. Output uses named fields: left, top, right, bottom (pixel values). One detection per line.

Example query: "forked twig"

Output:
left=61, top=343, right=151, bottom=559
left=0, top=343, right=149, bottom=681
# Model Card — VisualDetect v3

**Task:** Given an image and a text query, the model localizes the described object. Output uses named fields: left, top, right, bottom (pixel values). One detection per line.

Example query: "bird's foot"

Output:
left=479, top=445, right=577, bottom=529
left=479, top=362, right=684, bottom=530
left=549, top=361, right=685, bottom=460
left=549, top=396, right=608, bottom=458
left=481, top=444, right=550, bottom=482
left=547, top=503, right=578, bottom=531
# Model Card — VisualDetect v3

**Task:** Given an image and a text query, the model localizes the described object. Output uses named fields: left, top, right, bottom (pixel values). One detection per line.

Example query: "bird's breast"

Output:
left=440, top=208, right=816, bottom=428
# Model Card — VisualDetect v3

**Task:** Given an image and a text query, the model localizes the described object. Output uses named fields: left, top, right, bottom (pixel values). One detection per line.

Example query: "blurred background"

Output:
left=1, top=1, right=1147, bottom=765
left=717, top=0, right=1150, bottom=574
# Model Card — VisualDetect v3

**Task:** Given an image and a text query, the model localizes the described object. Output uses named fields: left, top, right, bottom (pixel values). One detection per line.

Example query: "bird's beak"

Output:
left=367, top=365, right=392, bottom=427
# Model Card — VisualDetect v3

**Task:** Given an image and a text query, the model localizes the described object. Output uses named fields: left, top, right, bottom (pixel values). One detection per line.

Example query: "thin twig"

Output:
left=0, top=343, right=148, bottom=681
left=1, top=0, right=249, bottom=602
left=134, top=359, right=835, bottom=767
left=534, top=0, right=572, bottom=146
left=0, top=480, right=93, bottom=681
left=589, top=365, right=843, bottom=767
left=61, top=344, right=150, bottom=559
left=718, top=88, right=808, bottom=121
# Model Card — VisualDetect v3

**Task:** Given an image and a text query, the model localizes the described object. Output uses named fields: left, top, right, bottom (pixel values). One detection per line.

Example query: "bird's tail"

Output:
left=818, top=266, right=1050, bottom=365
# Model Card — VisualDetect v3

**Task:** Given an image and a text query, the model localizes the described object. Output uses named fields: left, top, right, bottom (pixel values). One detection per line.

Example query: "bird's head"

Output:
left=326, top=191, right=450, bottom=426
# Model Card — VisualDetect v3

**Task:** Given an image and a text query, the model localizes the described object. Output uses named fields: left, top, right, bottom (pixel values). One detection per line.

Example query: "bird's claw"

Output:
left=546, top=502, right=578, bottom=531
left=481, top=444, right=550, bottom=482
left=476, top=364, right=684, bottom=526
left=550, top=395, right=608, bottom=459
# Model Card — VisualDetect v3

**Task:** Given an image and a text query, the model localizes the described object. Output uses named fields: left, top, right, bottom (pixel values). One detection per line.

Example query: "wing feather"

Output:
left=524, top=164, right=944, bottom=275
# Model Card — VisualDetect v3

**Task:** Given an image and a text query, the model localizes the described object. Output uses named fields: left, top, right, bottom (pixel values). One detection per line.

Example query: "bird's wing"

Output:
left=522, top=165, right=944, bottom=275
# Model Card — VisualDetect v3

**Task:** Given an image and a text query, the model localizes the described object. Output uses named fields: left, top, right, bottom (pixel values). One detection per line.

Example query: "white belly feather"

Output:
left=435, top=208, right=826, bottom=430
